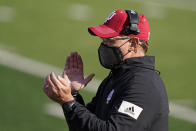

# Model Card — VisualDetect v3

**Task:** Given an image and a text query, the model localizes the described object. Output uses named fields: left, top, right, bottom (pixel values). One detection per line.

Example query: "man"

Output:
left=43, top=10, right=169, bottom=131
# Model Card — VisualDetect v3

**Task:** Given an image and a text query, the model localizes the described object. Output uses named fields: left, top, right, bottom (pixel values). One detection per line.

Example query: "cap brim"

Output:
left=88, top=25, right=119, bottom=38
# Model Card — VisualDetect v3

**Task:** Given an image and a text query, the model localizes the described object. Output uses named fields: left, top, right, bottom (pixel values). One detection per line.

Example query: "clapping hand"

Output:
left=62, top=52, right=95, bottom=93
left=43, top=72, right=74, bottom=105
left=43, top=52, right=95, bottom=105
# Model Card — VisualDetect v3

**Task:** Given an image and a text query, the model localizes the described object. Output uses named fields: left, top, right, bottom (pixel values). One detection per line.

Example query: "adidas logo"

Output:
left=118, top=101, right=143, bottom=120
left=124, top=106, right=135, bottom=115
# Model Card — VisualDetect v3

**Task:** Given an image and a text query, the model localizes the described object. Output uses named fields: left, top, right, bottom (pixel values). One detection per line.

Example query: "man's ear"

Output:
left=129, top=37, right=139, bottom=53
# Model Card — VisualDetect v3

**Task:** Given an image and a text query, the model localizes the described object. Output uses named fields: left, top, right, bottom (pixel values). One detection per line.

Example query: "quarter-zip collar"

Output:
left=111, top=56, right=155, bottom=76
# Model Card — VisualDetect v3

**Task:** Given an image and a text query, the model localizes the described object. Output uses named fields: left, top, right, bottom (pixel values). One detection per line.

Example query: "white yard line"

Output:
left=126, top=0, right=196, bottom=12
left=67, top=3, right=92, bottom=21
left=125, top=0, right=196, bottom=19
left=143, top=2, right=167, bottom=19
left=0, top=6, right=15, bottom=22
left=45, top=103, right=65, bottom=119
left=0, top=48, right=62, bottom=78
left=170, top=102, right=196, bottom=123
left=0, top=47, right=196, bottom=123
left=0, top=47, right=99, bottom=93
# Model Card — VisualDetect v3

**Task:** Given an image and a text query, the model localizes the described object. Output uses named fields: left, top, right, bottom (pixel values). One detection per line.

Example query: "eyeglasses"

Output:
left=101, top=37, right=149, bottom=48
left=101, top=37, right=131, bottom=44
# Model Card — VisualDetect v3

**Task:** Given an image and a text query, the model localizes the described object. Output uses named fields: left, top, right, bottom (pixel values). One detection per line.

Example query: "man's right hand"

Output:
left=61, top=52, right=95, bottom=93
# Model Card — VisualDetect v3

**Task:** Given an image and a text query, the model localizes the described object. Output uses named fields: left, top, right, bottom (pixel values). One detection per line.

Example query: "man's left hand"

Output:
left=43, top=72, right=74, bottom=105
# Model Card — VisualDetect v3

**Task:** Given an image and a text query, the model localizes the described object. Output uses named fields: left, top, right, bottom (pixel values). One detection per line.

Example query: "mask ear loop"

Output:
left=119, top=38, right=131, bottom=48
left=122, top=50, right=131, bottom=57
left=119, top=38, right=132, bottom=58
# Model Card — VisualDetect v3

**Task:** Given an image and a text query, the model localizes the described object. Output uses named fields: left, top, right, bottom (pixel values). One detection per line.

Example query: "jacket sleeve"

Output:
left=65, top=93, right=97, bottom=130
left=73, top=93, right=85, bottom=105
left=62, top=79, right=164, bottom=131
left=73, top=93, right=97, bottom=113
left=64, top=76, right=110, bottom=131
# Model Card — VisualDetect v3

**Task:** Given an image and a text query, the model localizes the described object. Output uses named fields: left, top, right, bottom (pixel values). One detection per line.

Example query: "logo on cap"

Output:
left=104, top=12, right=116, bottom=23
left=130, top=10, right=136, bottom=14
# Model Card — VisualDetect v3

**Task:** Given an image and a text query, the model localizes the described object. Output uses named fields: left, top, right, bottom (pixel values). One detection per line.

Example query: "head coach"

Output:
left=43, top=9, right=169, bottom=131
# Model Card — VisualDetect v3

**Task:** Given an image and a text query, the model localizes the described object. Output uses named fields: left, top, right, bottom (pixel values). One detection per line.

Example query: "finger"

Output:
left=44, top=75, right=56, bottom=97
left=50, top=72, right=64, bottom=90
left=73, top=52, right=77, bottom=69
left=57, top=75, right=70, bottom=87
left=47, top=74, right=58, bottom=93
left=47, top=74, right=54, bottom=87
left=76, top=52, right=79, bottom=69
left=70, top=52, right=74, bottom=69
left=84, top=73, right=95, bottom=86
left=76, top=52, right=81, bottom=69
left=43, top=86, right=49, bottom=96
left=43, top=76, right=48, bottom=88
left=43, top=85, right=47, bottom=94
left=77, top=54, right=83, bottom=72
left=43, top=84, right=50, bottom=96
left=63, top=56, right=70, bottom=76
left=65, top=56, right=70, bottom=70
left=43, top=76, right=49, bottom=93
left=62, top=72, right=70, bottom=82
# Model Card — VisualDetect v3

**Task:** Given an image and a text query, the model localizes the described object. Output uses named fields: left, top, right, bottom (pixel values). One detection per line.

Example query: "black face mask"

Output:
left=98, top=42, right=130, bottom=69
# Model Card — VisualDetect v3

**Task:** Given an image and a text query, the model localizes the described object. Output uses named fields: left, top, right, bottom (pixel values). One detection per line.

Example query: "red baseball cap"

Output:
left=88, top=10, right=150, bottom=42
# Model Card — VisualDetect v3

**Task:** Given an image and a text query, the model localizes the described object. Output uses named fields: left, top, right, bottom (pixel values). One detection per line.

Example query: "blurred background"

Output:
left=0, top=0, right=196, bottom=130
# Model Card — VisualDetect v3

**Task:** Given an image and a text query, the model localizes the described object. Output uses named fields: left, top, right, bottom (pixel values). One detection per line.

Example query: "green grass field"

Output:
left=0, top=0, right=196, bottom=130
